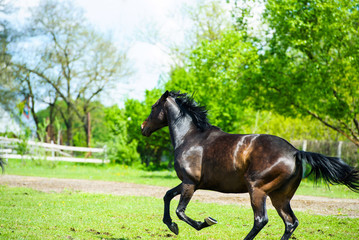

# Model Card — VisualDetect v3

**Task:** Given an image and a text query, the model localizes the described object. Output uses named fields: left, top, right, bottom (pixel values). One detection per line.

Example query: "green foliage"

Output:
left=37, top=117, right=50, bottom=142
left=105, top=136, right=140, bottom=165
left=15, top=128, right=31, bottom=156
left=35, top=99, right=145, bottom=165
left=9, top=0, right=130, bottom=146
left=165, top=30, right=341, bottom=141
left=166, top=31, right=260, bottom=133
left=123, top=90, right=173, bottom=168
left=245, top=0, right=359, bottom=145
left=36, top=100, right=112, bottom=146
left=17, top=0, right=358, bottom=166
left=104, top=105, right=140, bottom=165
left=245, top=111, right=343, bottom=141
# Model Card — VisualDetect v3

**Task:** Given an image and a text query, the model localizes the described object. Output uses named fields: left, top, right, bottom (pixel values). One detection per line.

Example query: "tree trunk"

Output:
left=31, top=106, right=41, bottom=141
left=86, top=112, right=91, bottom=147
left=25, top=81, right=40, bottom=141
left=84, top=111, right=92, bottom=158
left=66, top=116, right=73, bottom=146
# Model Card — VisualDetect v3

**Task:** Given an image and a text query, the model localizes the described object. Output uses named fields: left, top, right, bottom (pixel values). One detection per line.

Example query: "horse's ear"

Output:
left=161, top=90, right=169, bottom=101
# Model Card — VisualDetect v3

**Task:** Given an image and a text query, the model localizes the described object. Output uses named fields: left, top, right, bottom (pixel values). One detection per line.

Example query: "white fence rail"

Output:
left=0, top=136, right=109, bottom=164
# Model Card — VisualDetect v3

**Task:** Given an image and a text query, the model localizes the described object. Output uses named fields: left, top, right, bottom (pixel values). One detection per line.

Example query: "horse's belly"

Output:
left=199, top=171, right=248, bottom=193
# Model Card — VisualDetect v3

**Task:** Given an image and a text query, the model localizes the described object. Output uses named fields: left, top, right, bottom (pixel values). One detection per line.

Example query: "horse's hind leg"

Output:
left=269, top=172, right=301, bottom=239
left=269, top=180, right=301, bottom=240
left=163, top=184, right=182, bottom=234
left=244, top=188, right=268, bottom=240
left=176, top=183, right=217, bottom=232
left=270, top=195, right=298, bottom=240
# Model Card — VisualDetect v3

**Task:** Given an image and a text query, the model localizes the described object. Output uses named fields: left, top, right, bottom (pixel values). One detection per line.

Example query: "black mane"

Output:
left=168, top=91, right=212, bottom=131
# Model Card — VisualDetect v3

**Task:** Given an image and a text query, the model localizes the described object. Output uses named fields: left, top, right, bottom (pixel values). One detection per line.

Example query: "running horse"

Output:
left=141, top=91, right=359, bottom=240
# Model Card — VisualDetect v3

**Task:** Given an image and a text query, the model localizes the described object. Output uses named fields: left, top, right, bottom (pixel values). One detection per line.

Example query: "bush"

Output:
left=106, top=135, right=140, bottom=165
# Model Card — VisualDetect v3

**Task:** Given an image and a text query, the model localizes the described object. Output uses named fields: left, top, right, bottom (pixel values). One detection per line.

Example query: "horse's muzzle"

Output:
left=141, top=121, right=151, bottom=137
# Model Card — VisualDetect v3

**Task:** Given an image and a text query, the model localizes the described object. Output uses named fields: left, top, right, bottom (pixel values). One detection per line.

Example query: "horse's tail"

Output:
left=295, top=151, right=359, bottom=193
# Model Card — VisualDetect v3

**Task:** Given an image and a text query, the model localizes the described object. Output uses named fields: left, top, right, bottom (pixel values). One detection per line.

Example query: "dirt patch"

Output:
left=1, top=175, right=358, bottom=217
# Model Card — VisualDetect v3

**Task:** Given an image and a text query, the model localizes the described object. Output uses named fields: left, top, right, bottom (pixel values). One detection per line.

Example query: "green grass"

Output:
left=4, top=159, right=181, bottom=186
left=0, top=185, right=358, bottom=240
left=3, top=158, right=359, bottom=199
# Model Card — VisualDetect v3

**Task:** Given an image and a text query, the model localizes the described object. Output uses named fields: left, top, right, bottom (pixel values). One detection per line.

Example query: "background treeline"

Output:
left=1, top=0, right=358, bottom=168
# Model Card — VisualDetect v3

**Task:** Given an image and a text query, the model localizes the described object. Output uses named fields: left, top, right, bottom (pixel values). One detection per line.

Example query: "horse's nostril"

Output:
left=141, top=122, right=150, bottom=137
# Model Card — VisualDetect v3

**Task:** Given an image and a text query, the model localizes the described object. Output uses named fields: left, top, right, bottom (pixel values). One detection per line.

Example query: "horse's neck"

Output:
left=166, top=98, right=197, bottom=149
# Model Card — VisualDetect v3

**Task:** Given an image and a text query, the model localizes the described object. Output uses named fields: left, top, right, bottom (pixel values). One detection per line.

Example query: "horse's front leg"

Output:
left=163, top=184, right=182, bottom=234
left=175, top=183, right=217, bottom=232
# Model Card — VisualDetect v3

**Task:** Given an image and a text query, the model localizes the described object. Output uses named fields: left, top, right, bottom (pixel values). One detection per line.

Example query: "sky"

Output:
left=10, top=0, right=197, bottom=107
left=1, top=0, right=264, bottom=133
left=74, top=0, right=189, bottom=105
left=8, top=0, right=264, bottom=107
left=1, top=0, right=188, bottom=132
left=71, top=0, right=261, bottom=106
left=0, top=0, right=202, bottom=133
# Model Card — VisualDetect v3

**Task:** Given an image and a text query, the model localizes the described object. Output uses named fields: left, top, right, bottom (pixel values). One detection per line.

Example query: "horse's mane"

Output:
left=168, top=91, right=213, bottom=131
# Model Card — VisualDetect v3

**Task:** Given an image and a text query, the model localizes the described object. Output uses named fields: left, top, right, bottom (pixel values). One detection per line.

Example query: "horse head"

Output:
left=141, top=90, right=169, bottom=137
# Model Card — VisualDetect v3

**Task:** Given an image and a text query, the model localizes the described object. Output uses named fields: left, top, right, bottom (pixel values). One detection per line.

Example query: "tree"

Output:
left=244, top=0, right=359, bottom=146
left=11, top=0, right=130, bottom=145
left=165, top=29, right=342, bottom=140
left=103, top=105, right=140, bottom=165
left=166, top=31, right=260, bottom=133
left=36, top=100, right=112, bottom=146
left=183, top=0, right=232, bottom=46
left=0, top=0, right=18, bottom=118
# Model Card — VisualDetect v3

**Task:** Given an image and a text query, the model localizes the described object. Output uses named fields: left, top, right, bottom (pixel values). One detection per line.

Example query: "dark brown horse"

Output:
left=141, top=91, right=359, bottom=240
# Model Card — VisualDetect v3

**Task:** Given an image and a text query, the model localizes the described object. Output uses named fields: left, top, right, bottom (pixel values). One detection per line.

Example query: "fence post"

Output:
left=337, top=141, right=343, bottom=159
left=5, top=149, right=8, bottom=163
left=103, top=145, right=107, bottom=164
left=302, top=140, right=307, bottom=178
left=302, top=140, right=307, bottom=151
left=51, top=140, right=55, bottom=158
left=4, top=136, right=8, bottom=163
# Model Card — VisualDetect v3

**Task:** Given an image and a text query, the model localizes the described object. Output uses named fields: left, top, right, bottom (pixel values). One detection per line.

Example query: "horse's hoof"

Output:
left=205, top=217, right=218, bottom=226
left=168, top=222, right=179, bottom=235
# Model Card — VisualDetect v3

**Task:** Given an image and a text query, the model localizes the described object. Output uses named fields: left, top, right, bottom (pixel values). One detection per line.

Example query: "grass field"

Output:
left=3, top=159, right=359, bottom=199
left=0, top=185, right=358, bottom=240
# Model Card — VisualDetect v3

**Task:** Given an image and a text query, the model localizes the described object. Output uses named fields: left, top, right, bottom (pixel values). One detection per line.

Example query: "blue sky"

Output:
left=13, top=0, right=196, bottom=106
left=1, top=0, right=193, bottom=132
left=0, top=0, right=199, bottom=132
left=9, top=0, right=197, bottom=105
left=75, top=0, right=188, bottom=105
left=1, top=0, right=263, bottom=133
left=11, top=0, right=261, bottom=107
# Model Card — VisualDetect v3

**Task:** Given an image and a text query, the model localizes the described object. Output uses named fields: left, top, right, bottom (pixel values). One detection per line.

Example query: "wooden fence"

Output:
left=0, top=136, right=109, bottom=164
